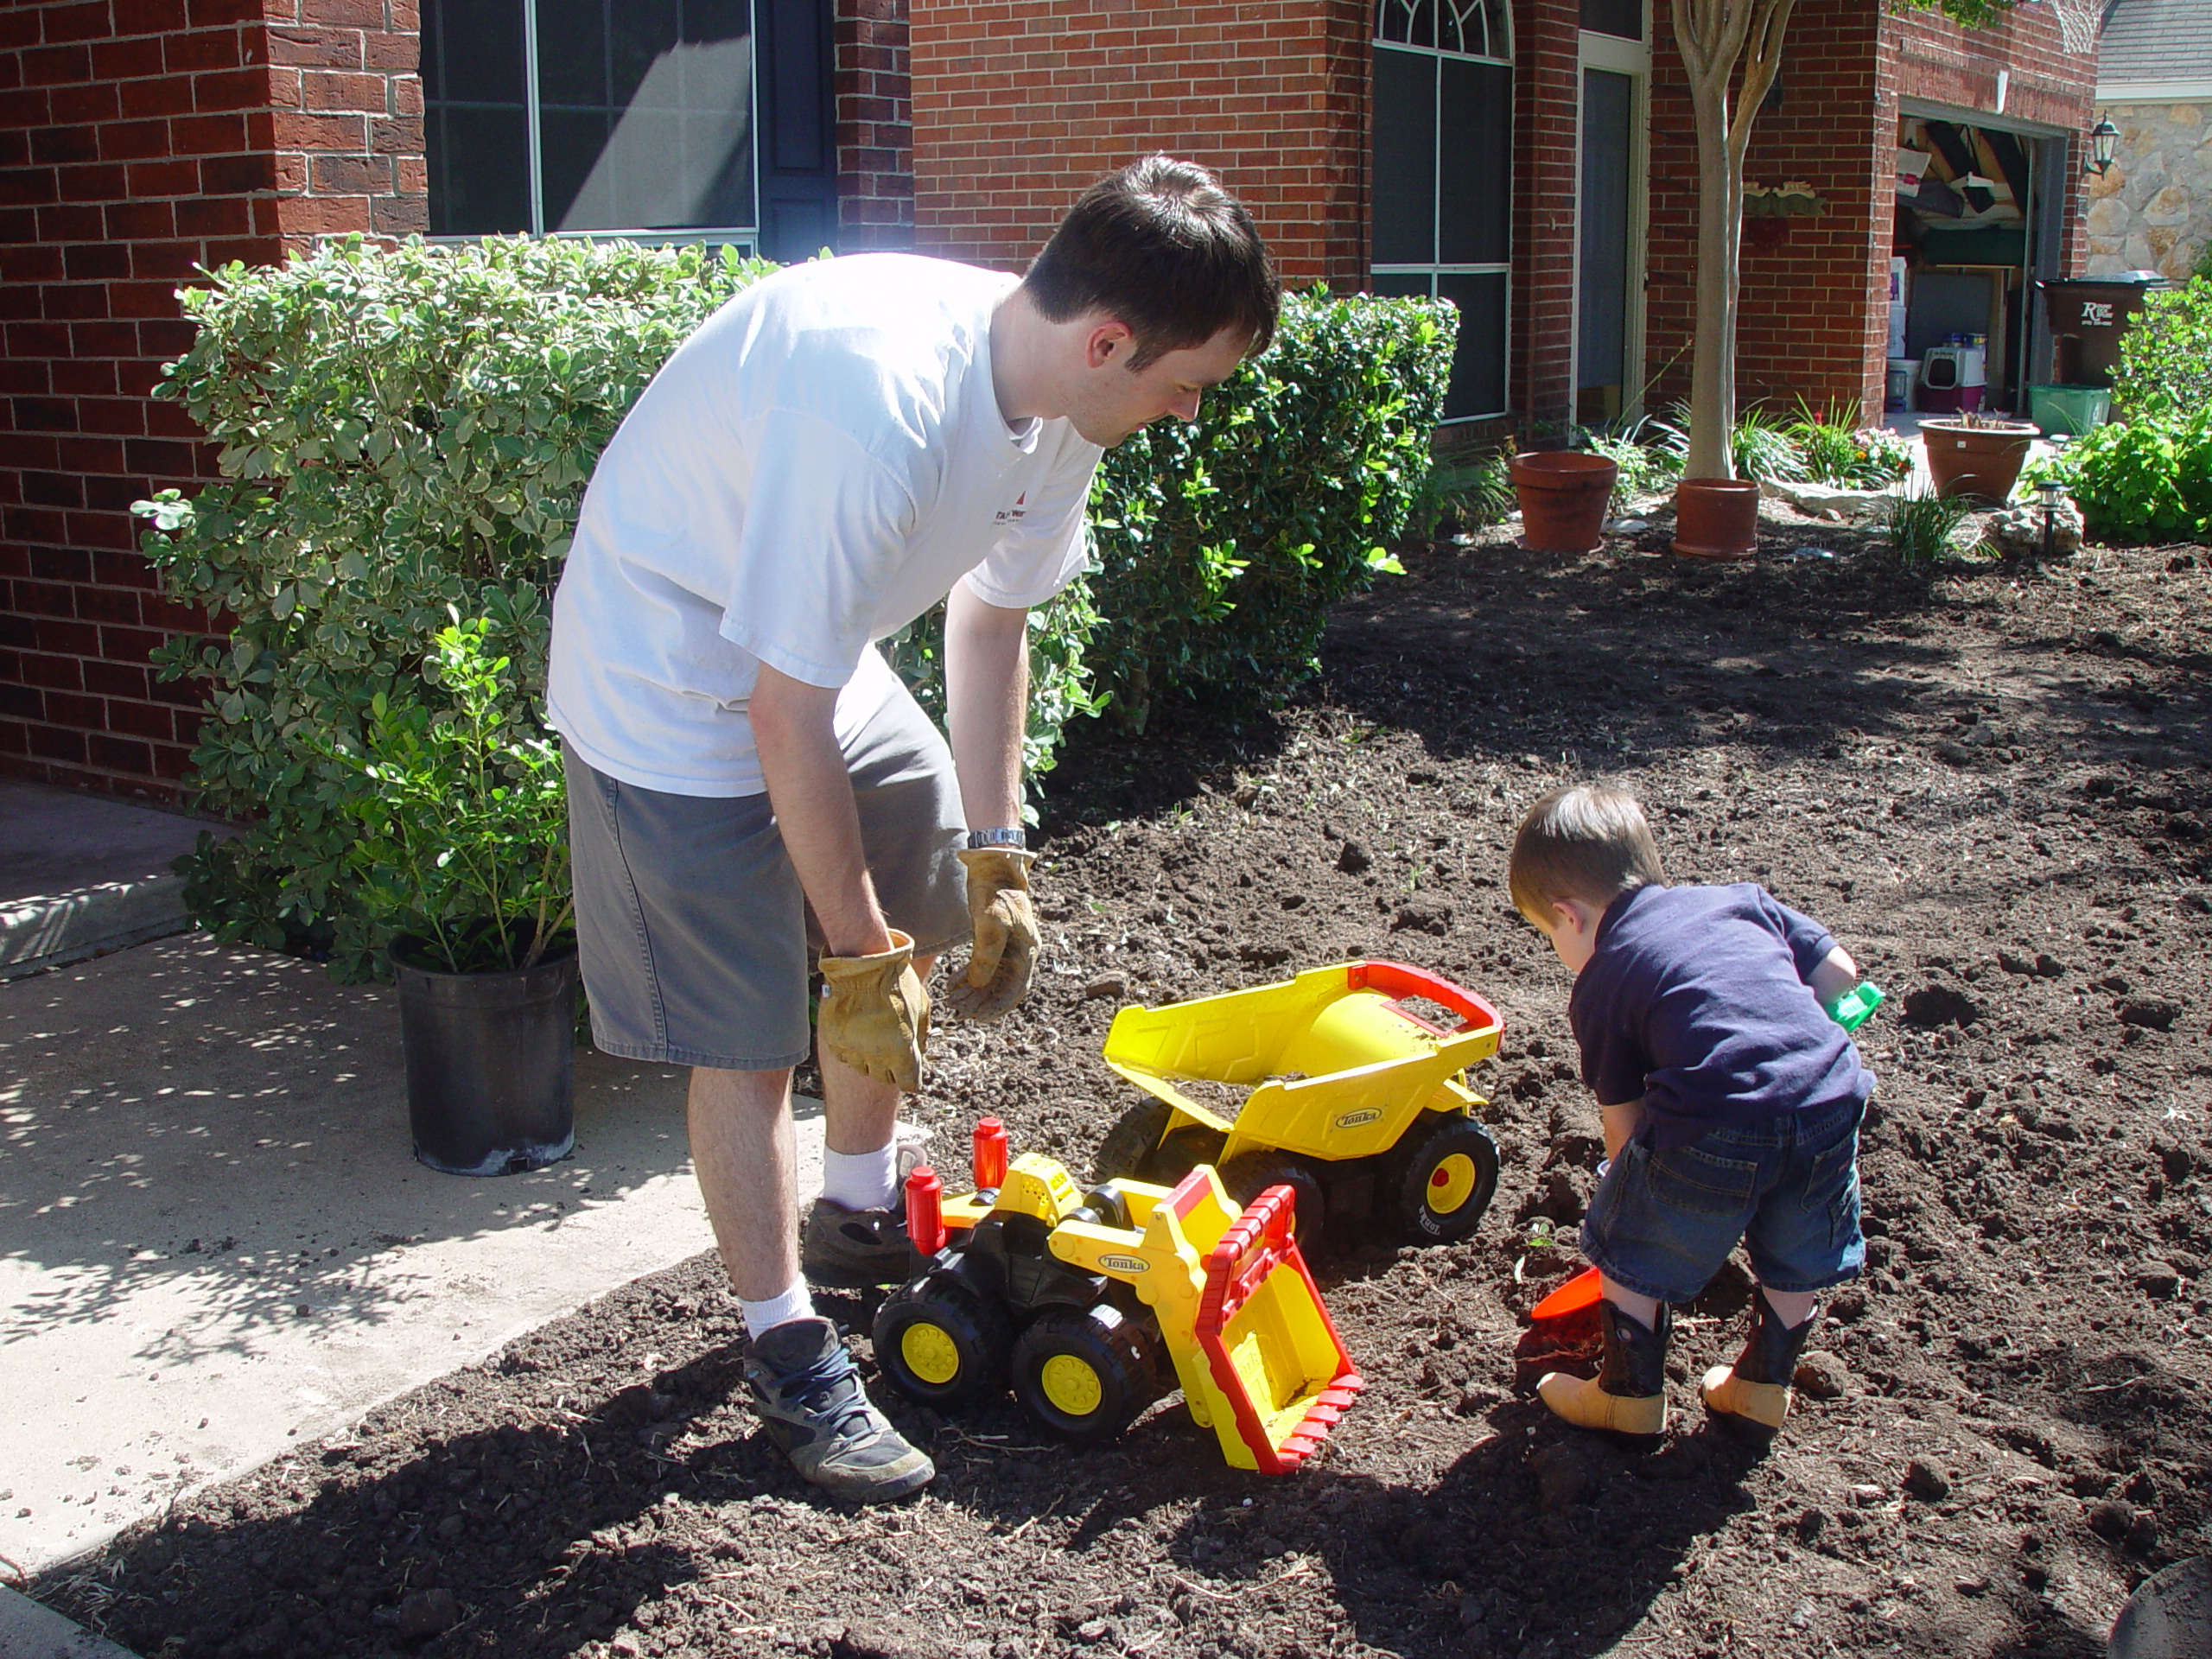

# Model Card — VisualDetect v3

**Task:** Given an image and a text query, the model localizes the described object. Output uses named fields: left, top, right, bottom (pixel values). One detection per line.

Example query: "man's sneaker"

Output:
left=802, top=1198, right=913, bottom=1287
left=744, top=1316, right=934, bottom=1503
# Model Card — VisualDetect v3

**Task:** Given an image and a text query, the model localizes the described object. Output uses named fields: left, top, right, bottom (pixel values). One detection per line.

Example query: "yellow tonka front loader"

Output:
left=871, top=1121, right=1363, bottom=1472
left=1092, top=960, right=1506, bottom=1249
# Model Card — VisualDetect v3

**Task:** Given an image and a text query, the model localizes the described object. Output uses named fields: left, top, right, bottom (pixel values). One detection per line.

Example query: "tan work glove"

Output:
left=945, top=848, right=1039, bottom=1020
left=817, top=928, right=930, bottom=1091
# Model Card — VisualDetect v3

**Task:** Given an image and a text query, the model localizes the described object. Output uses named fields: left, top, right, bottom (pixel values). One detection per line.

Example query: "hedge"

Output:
left=135, top=236, right=1453, bottom=978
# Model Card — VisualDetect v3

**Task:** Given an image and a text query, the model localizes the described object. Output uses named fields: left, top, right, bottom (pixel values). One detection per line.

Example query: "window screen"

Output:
left=424, top=0, right=779, bottom=241
left=1371, top=0, right=1512, bottom=421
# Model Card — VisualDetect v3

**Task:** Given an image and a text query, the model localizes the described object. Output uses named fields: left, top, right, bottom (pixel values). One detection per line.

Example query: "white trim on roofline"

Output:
left=2098, top=79, right=2212, bottom=101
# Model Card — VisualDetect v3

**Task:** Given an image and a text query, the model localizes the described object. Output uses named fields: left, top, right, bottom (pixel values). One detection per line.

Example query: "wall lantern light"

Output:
left=2088, top=114, right=2119, bottom=176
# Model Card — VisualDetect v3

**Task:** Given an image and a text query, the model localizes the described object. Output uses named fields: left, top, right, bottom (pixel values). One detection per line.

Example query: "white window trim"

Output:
left=2097, top=79, right=2212, bottom=101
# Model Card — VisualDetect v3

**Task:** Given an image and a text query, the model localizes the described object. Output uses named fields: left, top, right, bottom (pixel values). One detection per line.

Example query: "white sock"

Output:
left=821, top=1141, right=900, bottom=1211
left=741, top=1281, right=815, bottom=1341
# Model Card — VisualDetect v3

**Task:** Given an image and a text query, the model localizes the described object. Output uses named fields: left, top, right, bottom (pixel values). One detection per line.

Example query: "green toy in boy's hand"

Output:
left=1824, top=982, right=1885, bottom=1032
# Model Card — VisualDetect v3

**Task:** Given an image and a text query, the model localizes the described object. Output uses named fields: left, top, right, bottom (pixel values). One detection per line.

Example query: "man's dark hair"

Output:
left=1024, top=156, right=1281, bottom=369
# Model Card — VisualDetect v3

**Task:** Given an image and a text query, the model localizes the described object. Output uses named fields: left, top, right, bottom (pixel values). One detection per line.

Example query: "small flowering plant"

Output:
left=1789, top=400, right=1915, bottom=488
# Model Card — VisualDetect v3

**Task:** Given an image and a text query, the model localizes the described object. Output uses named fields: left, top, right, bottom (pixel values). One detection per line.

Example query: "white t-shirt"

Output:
left=547, top=254, right=1102, bottom=798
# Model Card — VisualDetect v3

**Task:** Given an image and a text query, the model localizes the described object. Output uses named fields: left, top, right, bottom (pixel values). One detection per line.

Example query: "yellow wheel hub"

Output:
left=1039, top=1353, right=1104, bottom=1417
left=1427, top=1153, right=1478, bottom=1215
left=900, top=1321, right=963, bottom=1387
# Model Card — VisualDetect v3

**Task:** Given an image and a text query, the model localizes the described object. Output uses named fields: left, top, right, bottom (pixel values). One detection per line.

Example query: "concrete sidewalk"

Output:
left=0, top=781, right=230, bottom=982
left=0, top=931, right=800, bottom=1582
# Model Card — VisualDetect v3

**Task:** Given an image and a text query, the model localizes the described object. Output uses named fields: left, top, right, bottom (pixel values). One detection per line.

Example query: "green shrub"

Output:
left=1726, top=404, right=1810, bottom=485
left=2113, top=276, right=2212, bottom=418
left=136, top=239, right=1452, bottom=971
left=137, top=234, right=772, bottom=976
left=1083, top=289, right=1456, bottom=730
left=322, top=613, right=573, bottom=975
left=2026, top=411, right=2212, bottom=540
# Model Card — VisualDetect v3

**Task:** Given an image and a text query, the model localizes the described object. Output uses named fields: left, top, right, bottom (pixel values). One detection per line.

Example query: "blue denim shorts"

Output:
left=1579, top=1095, right=1867, bottom=1303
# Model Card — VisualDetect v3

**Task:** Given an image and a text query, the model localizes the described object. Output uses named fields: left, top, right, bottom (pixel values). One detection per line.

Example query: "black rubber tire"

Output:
left=871, top=1277, right=1015, bottom=1407
left=1217, top=1151, right=1330, bottom=1251
left=1148, top=1123, right=1228, bottom=1185
left=1010, top=1304, right=1165, bottom=1444
left=1379, top=1113, right=1502, bottom=1244
left=1091, top=1097, right=1172, bottom=1184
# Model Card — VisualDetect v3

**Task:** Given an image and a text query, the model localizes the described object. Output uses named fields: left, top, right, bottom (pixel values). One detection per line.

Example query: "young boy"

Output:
left=1510, top=783, right=1872, bottom=1440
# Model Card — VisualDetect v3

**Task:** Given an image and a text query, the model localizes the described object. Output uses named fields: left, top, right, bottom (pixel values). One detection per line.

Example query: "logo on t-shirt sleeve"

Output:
left=992, top=491, right=1028, bottom=526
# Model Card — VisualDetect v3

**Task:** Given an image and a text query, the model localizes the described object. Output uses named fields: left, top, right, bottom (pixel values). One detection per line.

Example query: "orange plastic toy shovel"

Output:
left=1530, top=1265, right=1602, bottom=1321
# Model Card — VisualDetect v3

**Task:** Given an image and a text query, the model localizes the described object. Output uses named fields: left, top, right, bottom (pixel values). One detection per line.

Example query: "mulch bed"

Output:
left=30, top=512, right=2212, bottom=1659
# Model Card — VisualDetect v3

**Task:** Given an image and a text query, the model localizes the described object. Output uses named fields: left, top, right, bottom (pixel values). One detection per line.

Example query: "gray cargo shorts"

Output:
left=563, top=684, right=970, bottom=1072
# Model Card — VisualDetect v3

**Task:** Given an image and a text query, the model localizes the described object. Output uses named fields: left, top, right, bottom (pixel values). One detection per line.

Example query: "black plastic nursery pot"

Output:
left=391, top=932, right=580, bottom=1176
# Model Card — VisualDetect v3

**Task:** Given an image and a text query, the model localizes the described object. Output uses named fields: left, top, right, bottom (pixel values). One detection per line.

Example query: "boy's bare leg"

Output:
left=1600, top=1276, right=1661, bottom=1329
left=1760, top=1286, right=1818, bottom=1326
left=687, top=1065, right=800, bottom=1300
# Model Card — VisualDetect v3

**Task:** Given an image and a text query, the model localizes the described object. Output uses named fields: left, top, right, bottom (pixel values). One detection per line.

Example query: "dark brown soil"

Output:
left=33, top=518, right=2212, bottom=1659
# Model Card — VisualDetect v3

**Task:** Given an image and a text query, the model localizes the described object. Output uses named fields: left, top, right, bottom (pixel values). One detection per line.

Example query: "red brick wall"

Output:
left=1512, top=0, right=1580, bottom=429
left=838, top=0, right=914, bottom=251
left=266, top=0, right=426, bottom=245
left=1641, top=0, right=2094, bottom=429
left=906, top=0, right=1370, bottom=289
left=0, top=0, right=423, bottom=804
left=0, top=0, right=278, bottom=800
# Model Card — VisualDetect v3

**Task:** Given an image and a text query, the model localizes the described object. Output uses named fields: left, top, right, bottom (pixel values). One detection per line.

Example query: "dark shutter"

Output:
left=757, top=0, right=838, bottom=260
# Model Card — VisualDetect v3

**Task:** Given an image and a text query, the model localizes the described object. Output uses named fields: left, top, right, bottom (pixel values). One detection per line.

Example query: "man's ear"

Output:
left=1083, top=319, right=1135, bottom=369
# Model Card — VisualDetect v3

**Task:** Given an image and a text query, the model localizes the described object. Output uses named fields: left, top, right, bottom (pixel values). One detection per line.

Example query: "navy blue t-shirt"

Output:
left=1568, top=883, right=1872, bottom=1149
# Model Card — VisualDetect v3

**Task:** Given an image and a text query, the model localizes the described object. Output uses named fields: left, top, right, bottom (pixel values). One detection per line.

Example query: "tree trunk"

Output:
left=1687, top=91, right=1740, bottom=479
left=1672, top=0, right=1796, bottom=481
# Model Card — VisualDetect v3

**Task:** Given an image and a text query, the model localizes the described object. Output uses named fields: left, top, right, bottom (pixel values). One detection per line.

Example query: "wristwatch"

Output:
left=967, top=827, right=1027, bottom=850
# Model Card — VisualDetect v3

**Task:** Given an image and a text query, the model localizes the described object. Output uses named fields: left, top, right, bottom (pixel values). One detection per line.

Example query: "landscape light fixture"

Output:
left=2037, top=475, right=2065, bottom=559
left=2088, top=114, right=2119, bottom=176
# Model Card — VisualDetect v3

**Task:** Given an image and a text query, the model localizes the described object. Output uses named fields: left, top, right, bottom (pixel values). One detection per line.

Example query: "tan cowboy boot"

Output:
left=1538, top=1300, right=1670, bottom=1440
left=1700, top=1295, right=1820, bottom=1441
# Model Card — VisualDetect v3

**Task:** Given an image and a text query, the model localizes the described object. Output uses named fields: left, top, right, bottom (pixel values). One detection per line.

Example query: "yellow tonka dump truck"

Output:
left=1090, top=960, right=1506, bottom=1249
left=871, top=1121, right=1364, bottom=1473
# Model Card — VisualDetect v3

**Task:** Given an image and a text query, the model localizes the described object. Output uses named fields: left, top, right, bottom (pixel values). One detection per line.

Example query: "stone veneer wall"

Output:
left=2087, top=102, right=2212, bottom=278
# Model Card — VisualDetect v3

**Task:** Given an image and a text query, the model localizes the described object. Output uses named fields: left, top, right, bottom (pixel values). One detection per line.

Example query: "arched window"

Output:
left=1371, top=0, right=1513, bottom=421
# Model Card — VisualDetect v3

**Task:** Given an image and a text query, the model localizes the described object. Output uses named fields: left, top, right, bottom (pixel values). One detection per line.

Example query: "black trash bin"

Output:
left=2037, top=272, right=2175, bottom=386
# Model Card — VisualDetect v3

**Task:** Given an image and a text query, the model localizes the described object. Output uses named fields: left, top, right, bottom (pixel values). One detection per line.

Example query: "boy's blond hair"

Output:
left=1509, top=784, right=1666, bottom=926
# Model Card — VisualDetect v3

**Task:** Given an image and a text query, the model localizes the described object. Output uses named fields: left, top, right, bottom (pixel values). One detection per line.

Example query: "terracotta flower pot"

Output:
left=1510, top=451, right=1619, bottom=554
left=1670, top=477, right=1762, bottom=560
left=1921, top=420, right=2037, bottom=506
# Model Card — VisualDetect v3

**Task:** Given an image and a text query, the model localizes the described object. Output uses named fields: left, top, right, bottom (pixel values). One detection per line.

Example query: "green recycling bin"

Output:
left=2027, top=383, right=2112, bottom=439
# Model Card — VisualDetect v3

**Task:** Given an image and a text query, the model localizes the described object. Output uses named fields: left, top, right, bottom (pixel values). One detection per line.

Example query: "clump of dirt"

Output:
left=33, top=524, right=2212, bottom=1659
